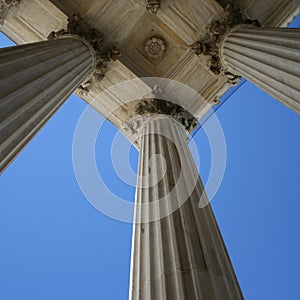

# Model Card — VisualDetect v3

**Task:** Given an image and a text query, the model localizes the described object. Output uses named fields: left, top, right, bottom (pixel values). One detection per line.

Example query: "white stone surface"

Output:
left=0, top=0, right=67, bottom=44
left=221, top=25, right=300, bottom=113
left=0, top=36, right=95, bottom=172
left=130, top=116, right=243, bottom=299
left=235, top=0, right=300, bottom=27
left=1, top=1, right=299, bottom=144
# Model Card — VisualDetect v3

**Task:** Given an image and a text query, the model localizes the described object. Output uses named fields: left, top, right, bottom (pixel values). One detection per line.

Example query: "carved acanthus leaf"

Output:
left=145, top=0, right=161, bottom=14
left=48, top=13, right=120, bottom=93
left=124, top=86, right=198, bottom=137
left=191, top=4, right=260, bottom=85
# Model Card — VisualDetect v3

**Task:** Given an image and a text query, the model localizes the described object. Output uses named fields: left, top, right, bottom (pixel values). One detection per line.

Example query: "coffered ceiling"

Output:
left=1, top=0, right=299, bottom=143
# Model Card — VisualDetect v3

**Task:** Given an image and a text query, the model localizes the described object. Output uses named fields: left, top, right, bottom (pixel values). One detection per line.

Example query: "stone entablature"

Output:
left=1, top=0, right=299, bottom=145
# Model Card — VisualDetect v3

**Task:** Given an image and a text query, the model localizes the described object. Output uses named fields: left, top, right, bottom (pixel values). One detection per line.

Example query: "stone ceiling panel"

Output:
left=1, top=0, right=67, bottom=44
left=81, top=0, right=146, bottom=47
left=170, top=54, right=224, bottom=101
left=1, top=0, right=299, bottom=144
left=235, top=0, right=300, bottom=27
left=158, top=0, right=223, bottom=44
left=120, top=14, right=187, bottom=77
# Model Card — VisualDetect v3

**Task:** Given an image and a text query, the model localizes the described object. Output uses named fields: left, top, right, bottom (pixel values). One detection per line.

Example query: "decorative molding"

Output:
left=191, top=4, right=260, bottom=85
left=123, top=86, right=198, bottom=139
left=136, top=98, right=198, bottom=132
left=145, top=0, right=160, bottom=14
left=0, top=0, right=21, bottom=25
left=122, top=115, right=147, bottom=146
left=144, top=36, right=166, bottom=59
left=48, top=13, right=120, bottom=93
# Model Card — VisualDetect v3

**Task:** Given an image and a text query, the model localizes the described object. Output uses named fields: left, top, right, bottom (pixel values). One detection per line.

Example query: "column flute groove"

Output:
left=220, top=25, right=300, bottom=113
left=0, top=12, right=120, bottom=173
left=2, top=58, right=92, bottom=144
left=223, top=56, right=300, bottom=106
left=128, top=111, right=243, bottom=300
left=0, top=36, right=96, bottom=172
left=1, top=51, right=91, bottom=125
left=191, top=4, right=300, bottom=112
left=223, top=53, right=300, bottom=91
left=153, top=119, right=166, bottom=300
left=224, top=41, right=300, bottom=63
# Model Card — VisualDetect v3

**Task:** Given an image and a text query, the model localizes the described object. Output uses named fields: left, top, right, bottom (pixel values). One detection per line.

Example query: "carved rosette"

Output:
left=144, top=36, right=166, bottom=59
left=191, top=5, right=260, bottom=85
left=145, top=0, right=160, bottom=14
left=48, top=13, right=120, bottom=93
left=0, top=0, right=21, bottom=25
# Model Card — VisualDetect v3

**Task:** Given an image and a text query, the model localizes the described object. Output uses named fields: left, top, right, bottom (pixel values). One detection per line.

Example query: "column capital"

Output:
left=122, top=86, right=198, bottom=146
left=145, top=0, right=161, bottom=14
left=191, top=4, right=260, bottom=85
left=48, top=13, right=120, bottom=94
left=0, top=0, right=22, bottom=25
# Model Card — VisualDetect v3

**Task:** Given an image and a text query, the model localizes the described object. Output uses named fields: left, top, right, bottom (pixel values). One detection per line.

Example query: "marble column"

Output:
left=220, top=25, right=300, bottom=113
left=0, top=35, right=95, bottom=172
left=130, top=115, right=243, bottom=300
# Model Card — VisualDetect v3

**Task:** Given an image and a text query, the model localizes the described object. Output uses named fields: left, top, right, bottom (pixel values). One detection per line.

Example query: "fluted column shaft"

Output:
left=130, top=115, right=243, bottom=300
left=0, top=36, right=95, bottom=172
left=220, top=25, right=300, bottom=113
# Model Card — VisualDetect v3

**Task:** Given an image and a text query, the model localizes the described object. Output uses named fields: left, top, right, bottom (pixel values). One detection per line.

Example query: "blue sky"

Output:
left=1, top=15, right=300, bottom=299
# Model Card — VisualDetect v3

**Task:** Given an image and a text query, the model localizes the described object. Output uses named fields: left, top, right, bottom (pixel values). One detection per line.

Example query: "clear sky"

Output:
left=1, top=15, right=300, bottom=300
